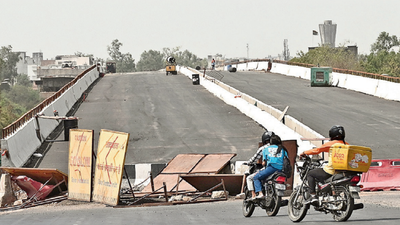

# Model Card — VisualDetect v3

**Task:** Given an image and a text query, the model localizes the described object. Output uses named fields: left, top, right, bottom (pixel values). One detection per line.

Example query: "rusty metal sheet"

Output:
left=0, top=167, right=68, bottom=185
left=190, top=153, right=236, bottom=174
left=161, top=154, right=205, bottom=174
left=282, top=140, right=298, bottom=190
left=141, top=174, right=197, bottom=193
left=180, top=174, right=244, bottom=195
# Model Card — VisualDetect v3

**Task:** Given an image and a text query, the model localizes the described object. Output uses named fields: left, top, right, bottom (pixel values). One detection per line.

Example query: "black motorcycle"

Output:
left=242, top=163, right=288, bottom=217
left=287, top=155, right=364, bottom=222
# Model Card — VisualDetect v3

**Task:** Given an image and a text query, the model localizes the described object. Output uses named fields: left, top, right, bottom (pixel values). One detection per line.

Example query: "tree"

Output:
left=136, top=50, right=164, bottom=71
left=0, top=45, right=20, bottom=84
left=361, top=50, right=400, bottom=76
left=118, top=53, right=136, bottom=73
left=15, top=74, right=31, bottom=87
left=162, top=47, right=207, bottom=69
left=4, top=84, right=42, bottom=110
left=107, top=39, right=136, bottom=72
left=0, top=96, right=26, bottom=130
left=136, top=47, right=207, bottom=72
left=290, top=45, right=362, bottom=71
left=361, top=32, right=400, bottom=76
left=107, top=39, right=124, bottom=62
left=370, top=32, right=399, bottom=53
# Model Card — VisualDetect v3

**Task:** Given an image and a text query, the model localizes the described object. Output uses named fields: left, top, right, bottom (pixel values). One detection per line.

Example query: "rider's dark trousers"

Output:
left=307, top=168, right=332, bottom=194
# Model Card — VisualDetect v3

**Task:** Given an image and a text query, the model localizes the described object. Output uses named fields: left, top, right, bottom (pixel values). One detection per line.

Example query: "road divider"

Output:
left=360, top=159, right=400, bottom=191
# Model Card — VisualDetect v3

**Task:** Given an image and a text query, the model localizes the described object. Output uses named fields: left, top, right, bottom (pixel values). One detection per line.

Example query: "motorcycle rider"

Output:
left=253, top=134, right=287, bottom=199
left=245, top=131, right=275, bottom=199
left=300, top=125, right=349, bottom=205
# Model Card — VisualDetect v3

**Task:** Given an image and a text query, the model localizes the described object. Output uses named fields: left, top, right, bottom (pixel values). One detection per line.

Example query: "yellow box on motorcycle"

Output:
left=329, top=144, right=372, bottom=172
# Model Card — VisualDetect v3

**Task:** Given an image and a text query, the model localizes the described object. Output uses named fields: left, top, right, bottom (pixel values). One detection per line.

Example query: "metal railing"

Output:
left=1, top=65, right=96, bottom=139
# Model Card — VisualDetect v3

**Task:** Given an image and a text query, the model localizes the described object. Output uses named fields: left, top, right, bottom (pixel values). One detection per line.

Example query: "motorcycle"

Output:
left=287, top=155, right=364, bottom=222
left=242, top=163, right=288, bottom=217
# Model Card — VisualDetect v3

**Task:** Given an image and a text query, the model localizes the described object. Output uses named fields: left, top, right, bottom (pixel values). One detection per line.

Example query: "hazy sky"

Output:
left=1, top=0, right=399, bottom=61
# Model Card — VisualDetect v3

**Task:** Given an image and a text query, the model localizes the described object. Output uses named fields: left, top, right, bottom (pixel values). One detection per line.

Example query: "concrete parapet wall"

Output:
left=1, top=68, right=99, bottom=167
left=270, top=63, right=400, bottom=102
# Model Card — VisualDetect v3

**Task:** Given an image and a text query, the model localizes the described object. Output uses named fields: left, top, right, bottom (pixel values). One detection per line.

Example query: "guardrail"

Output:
left=1, top=65, right=96, bottom=139
left=225, top=59, right=400, bottom=83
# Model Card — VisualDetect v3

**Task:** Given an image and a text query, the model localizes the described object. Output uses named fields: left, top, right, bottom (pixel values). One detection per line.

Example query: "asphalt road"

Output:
left=207, top=70, right=400, bottom=160
left=1, top=200, right=400, bottom=224
left=37, top=71, right=265, bottom=174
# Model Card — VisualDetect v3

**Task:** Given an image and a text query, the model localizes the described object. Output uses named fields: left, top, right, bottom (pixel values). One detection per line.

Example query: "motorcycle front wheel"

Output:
left=242, top=187, right=255, bottom=217
left=332, top=187, right=354, bottom=222
left=288, top=187, right=309, bottom=222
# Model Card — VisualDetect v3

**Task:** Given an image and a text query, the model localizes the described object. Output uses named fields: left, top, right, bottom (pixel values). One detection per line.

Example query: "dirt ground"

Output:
left=358, top=191, right=400, bottom=208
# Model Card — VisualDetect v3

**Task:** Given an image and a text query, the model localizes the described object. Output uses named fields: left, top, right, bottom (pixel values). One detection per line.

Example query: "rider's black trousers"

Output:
left=307, top=168, right=332, bottom=194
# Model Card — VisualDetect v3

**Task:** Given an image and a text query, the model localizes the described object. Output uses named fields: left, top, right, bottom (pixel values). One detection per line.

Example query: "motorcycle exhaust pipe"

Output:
left=281, top=199, right=289, bottom=207
left=354, top=203, right=364, bottom=210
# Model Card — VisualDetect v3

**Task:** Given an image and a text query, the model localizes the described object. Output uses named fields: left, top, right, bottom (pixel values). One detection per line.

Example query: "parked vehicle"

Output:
left=242, top=163, right=288, bottom=217
left=288, top=155, right=364, bottom=222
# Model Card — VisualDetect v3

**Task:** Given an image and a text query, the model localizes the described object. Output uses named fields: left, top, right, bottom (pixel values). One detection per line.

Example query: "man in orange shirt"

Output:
left=300, top=125, right=348, bottom=205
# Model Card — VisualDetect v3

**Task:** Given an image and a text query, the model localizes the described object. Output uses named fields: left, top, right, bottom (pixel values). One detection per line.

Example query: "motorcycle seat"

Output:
left=265, top=171, right=286, bottom=181
left=324, top=171, right=358, bottom=183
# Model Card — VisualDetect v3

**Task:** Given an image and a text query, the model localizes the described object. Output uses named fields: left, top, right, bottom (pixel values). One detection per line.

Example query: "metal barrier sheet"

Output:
left=161, top=154, right=205, bottom=174
left=180, top=174, right=244, bottom=195
left=190, top=153, right=236, bottom=174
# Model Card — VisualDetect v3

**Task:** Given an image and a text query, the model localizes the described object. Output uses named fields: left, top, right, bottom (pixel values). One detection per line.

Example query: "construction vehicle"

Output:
left=106, top=61, right=116, bottom=73
left=165, top=56, right=177, bottom=75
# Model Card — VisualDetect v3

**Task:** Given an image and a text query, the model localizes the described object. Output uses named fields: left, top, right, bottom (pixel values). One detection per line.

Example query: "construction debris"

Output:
left=0, top=167, right=68, bottom=211
left=0, top=173, right=16, bottom=207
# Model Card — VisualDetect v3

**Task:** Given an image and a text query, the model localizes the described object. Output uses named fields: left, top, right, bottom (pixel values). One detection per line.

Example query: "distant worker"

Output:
left=211, top=58, right=215, bottom=70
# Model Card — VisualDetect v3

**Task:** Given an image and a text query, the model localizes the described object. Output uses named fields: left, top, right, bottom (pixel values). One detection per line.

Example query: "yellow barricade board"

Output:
left=329, top=144, right=372, bottom=172
left=68, top=129, right=94, bottom=202
left=92, top=129, right=129, bottom=206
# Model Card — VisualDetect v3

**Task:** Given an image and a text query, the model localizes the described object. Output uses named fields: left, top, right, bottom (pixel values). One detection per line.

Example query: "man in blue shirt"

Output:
left=252, top=134, right=287, bottom=199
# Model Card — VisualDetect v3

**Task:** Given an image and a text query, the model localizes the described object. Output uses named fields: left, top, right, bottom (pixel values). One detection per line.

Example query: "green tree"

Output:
left=107, top=39, right=135, bottom=72
left=15, top=74, right=31, bottom=87
left=118, top=53, right=136, bottom=73
left=0, top=45, right=20, bottom=84
left=162, top=47, right=207, bottom=68
left=107, top=39, right=123, bottom=61
left=136, top=50, right=164, bottom=71
left=4, top=84, right=42, bottom=110
left=290, top=45, right=362, bottom=71
left=0, top=96, right=26, bottom=130
left=361, top=32, right=400, bottom=76
left=370, top=32, right=399, bottom=53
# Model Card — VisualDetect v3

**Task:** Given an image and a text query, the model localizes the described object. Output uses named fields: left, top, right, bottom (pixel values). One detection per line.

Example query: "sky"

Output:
left=1, top=0, right=399, bottom=61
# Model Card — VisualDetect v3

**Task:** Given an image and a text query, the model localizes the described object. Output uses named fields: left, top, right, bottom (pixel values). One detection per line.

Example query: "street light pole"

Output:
left=246, top=43, right=249, bottom=60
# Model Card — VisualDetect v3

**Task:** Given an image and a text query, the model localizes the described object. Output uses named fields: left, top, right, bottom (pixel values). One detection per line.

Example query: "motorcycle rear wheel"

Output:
left=288, top=188, right=309, bottom=222
left=332, top=187, right=354, bottom=222
left=265, top=195, right=281, bottom=216
left=242, top=187, right=255, bottom=217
